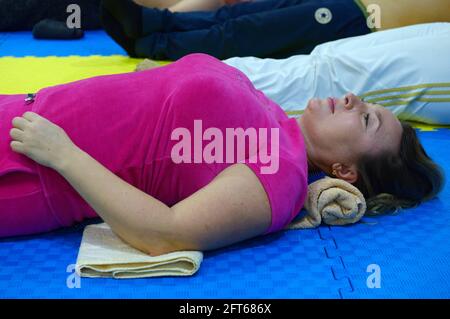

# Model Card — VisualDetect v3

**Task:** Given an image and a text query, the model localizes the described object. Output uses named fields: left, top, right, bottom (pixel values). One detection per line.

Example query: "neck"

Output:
left=296, top=115, right=323, bottom=174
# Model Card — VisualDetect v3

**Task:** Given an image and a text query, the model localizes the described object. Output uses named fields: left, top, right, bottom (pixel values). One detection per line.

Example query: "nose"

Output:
left=343, top=92, right=363, bottom=110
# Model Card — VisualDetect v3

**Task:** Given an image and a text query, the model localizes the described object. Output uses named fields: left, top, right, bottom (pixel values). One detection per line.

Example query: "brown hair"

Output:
left=353, top=121, right=445, bottom=215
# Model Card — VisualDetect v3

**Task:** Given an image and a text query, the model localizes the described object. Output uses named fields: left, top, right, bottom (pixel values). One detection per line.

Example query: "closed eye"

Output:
left=365, top=114, right=370, bottom=127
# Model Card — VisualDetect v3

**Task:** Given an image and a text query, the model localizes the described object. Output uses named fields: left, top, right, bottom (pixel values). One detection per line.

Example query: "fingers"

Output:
left=12, top=111, right=44, bottom=129
left=10, top=141, right=25, bottom=154
left=10, top=112, right=39, bottom=151
left=12, top=116, right=30, bottom=130
left=22, top=111, right=40, bottom=121
left=9, top=128, right=24, bottom=141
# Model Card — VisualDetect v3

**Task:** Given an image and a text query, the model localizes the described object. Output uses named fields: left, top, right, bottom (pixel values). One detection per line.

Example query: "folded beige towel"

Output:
left=76, top=177, right=364, bottom=279
left=75, top=223, right=203, bottom=279
left=284, top=177, right=366, bottom=230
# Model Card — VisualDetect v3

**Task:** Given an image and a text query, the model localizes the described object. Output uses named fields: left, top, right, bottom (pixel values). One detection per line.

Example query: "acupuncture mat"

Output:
left=0, top=31, right=449, bottom=299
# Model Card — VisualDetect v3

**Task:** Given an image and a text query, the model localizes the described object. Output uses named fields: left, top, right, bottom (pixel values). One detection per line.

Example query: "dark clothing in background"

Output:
left=104, top=0, right=370, bottom=60
left=0, top=0, right=101, bottom=31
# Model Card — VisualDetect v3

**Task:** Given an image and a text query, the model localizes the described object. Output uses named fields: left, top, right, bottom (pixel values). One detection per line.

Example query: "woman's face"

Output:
left=299, top=93, right=403, bottom=182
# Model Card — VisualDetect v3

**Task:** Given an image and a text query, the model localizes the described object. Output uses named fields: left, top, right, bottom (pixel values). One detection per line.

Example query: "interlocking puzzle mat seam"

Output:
left=0, top=132, right=447, bottom=298
left=318, top=226, right=354, bottom=299
left=1, top=32, right=449, bottom=298
left=321, top=129, right=450, bottom=299
left=0, top=225, right=344, bottom=298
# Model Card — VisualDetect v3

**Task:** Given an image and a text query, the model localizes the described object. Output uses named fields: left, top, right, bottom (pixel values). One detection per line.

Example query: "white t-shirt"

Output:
left=225, top=23, right=450, bottom=125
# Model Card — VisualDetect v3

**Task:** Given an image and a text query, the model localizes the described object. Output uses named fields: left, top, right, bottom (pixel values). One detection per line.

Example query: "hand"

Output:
left=135, top=59, right=161, bottom=72
left=10, top=111, right=78, bottom=170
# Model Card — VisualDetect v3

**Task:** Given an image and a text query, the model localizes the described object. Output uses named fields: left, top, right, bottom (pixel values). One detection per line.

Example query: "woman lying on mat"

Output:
left=100, top=0, right=450, bottom=60
left=1, top=54, right=444, bottom=256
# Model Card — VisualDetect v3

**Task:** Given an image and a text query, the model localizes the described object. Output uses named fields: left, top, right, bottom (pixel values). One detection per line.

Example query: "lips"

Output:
left=327, top=97, right=335, bottom=113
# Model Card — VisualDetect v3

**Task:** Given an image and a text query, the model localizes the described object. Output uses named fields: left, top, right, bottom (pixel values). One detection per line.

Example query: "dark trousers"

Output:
left=133, top=0, right=370, bottom=60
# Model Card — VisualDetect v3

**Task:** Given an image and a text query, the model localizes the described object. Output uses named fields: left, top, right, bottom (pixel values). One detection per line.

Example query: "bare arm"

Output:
left=168, top=0, right=253, bottom=12
left=10, top=112, right=272, bottom=255
left=133, top=0, right=226, bottom=12
left=56, top=147, right=178, bottom=256
left=171, top=163, right=271, bottom=251
left=132, top=0, right=182, bottom=9
left=169, top=0, right=226, bottom=12
left=59, top=152, right=272, bottom=254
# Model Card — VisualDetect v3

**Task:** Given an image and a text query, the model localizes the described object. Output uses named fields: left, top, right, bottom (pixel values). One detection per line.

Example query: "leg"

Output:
left=0, top=171, right=62, bottom=238
left=101, top=0, right=307, bottom=38
left=133, top=0, right=250, bottom=13
left=133, top=0, right=183, bottom=9
left=134, top=0, right=370, bottom=60
left=101, top=0, right=297, bottom=55
left=139, top=0, right=285, bottom=34
left=168, top=0, right=225, bottom=12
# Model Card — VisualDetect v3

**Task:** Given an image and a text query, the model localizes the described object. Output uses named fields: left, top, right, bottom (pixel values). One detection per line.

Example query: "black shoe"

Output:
left=32, top=19, right=84, bottom=39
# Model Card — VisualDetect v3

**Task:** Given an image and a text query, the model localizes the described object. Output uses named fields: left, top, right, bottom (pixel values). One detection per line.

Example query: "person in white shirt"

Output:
left=224, top=23, right=450, bottom=125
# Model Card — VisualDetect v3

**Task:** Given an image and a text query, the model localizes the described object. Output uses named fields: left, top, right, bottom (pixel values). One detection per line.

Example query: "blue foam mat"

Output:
left=0, top=31, right=449, bottom=299
left=0, top=223, right=343, bottom=299
left=0, top=129, right=448, bottom=299
left=321, top=129, right=450, bottom=299
left=0, top=31, right=125, bottom=57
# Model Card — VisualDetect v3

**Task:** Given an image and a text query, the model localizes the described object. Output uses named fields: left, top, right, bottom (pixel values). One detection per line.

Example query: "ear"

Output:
left=331, top=163, right=358, bottom=184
